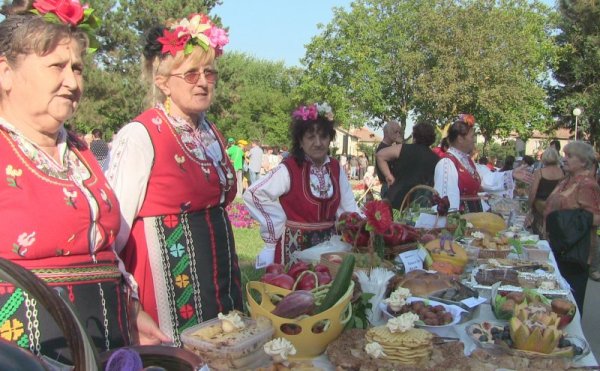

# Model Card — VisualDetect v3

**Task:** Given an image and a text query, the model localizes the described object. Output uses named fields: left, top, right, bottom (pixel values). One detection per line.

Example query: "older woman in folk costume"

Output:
left=0, top=0, right=166, bottom=363
left=434, top=114, right=532, bottom=212
left=107, top=13, right=242, bottom=345
left=244, top=104, right=361, bottom=264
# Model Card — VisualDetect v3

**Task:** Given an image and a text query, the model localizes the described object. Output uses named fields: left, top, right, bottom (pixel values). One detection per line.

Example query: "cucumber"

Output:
left=316, top=254, right=355, bottom=313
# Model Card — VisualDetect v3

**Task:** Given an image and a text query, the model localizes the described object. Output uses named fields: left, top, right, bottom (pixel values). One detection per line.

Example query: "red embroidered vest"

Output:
left=135, top=109, right=235, bottom=217
left=445, top=152, right=481, bottom=197
left=279, top=157, right=341, bottom=224
left=0, top=129, right=120, bottom=268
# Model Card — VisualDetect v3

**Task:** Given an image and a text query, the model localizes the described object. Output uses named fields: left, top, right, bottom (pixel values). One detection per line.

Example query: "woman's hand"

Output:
left=132, top=308, right=171, bottom=345
left=512, top=164, right=534, bottom=184
left=385, top=174, right=395, bottom=185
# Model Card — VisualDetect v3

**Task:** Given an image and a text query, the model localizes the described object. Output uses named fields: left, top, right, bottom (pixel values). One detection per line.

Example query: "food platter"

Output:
left=466, top=321, right=590, bottom=361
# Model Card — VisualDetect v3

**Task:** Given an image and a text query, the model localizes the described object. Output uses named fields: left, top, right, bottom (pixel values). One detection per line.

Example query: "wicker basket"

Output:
left=398, top=185, right=457, bottom=234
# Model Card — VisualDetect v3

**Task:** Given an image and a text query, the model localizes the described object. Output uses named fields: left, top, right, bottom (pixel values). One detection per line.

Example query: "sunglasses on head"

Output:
left=170, top=68, right=218, bottom=84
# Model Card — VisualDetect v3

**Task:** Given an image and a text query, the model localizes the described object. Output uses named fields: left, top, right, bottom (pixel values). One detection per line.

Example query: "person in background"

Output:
left=0, top=0, right=166, bottom=363
left=433, top=114, right=532, bottom=212
left=280, top=144, right=289, bottom=160
left=244, top=103, right=361, bottom=264
left=375, top=120, right=402, bottom=197
left=376, top=122, right=439, bottom=209
left=107, top=13, right=242, bottom=345
left=527, top=148, right=564, bottom=236
left=227, top=137, right=245, bottom=197
left=544, top=141, right=600, bottom=311
left=358, top=153, right=368, bottom=180
left=339, top=153, right=348, bottom=177
left=501, top=155, right=515, bottom=172
left=248, top=139, right=263, bottom=184
left=349, top=155, right=359, bottom=180
left=89, top=128, right=110, bottom=170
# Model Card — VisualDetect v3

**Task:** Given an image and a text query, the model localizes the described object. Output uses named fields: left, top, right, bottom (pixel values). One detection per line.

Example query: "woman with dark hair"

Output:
left=0, top=0, right=166, bottom=362
left=376, top=122, right=439, bottom=209
left=433, top=114, right=532, bottom=212
left=501, top=155, right=515, bottom=171
left=244, top=103, right=360, bottom=264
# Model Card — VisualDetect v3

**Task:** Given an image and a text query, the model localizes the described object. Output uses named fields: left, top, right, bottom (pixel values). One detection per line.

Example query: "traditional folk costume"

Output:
left=107, top=106, right=242, bottom=345
left=244, top=156, right=360, bottom=264
left=0, top=119, right=129, bottom=362
left=434, top=147, right=515, bottom=212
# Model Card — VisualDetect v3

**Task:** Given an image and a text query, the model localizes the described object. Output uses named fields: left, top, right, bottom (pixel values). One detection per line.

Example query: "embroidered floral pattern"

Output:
left=5, top=165, right=22, bottom=188
left=152, top=116, right=163, bottom=132
left=63, top=187, right=78, bottom=208
left=175, top=274, right=190, bottom=288
left=175, top=154, right=186, bottom=170
left=0, top=318, right=24, bottom=341
left=12, top=232, right=36, bottom=257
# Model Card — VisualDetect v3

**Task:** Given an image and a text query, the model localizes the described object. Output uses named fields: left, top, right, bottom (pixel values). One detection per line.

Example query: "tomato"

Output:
left=314, top=264, right=330, bottom=274
left=296, top=273, right=316, bottom=290
left=287, top=261, right=309, bottom=280
left=316, top=271, right=332, bottom=285
left=265, top=263, right=285, bottom=275
left=269, top=274, right=295, bottom=290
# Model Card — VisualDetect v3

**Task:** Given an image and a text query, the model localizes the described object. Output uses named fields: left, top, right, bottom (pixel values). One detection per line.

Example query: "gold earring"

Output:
left=165, top=96, right=171, bottom=115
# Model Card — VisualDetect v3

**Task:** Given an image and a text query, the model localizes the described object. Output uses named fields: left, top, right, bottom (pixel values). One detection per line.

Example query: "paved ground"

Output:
left=582, top=278, right=600, bottom=362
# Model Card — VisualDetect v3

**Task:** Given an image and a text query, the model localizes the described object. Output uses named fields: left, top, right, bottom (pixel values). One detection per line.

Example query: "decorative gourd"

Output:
left=462, top=212, right=506, bottom=235
left=424, top=238, right=468, bottom=274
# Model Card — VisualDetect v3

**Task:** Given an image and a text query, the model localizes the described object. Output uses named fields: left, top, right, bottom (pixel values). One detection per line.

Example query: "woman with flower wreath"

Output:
left=0, top=0, right=167, bottom=363
left=433, top=114, right=533, bottom=212
left=244, top=103, right=361, bottom=264
left=106, top=13, right=242, bottom=344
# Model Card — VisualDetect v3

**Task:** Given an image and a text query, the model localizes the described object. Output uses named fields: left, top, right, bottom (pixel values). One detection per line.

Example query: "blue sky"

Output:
left=212, top=0, right=352, bottom=67
left=212, top=0, right=556, bottom=68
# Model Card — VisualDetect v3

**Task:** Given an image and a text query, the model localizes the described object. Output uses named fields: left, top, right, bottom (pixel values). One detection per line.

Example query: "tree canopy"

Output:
left=550, top=0, right=600, bottom=147
left=300, top=0, right=557, bottom=144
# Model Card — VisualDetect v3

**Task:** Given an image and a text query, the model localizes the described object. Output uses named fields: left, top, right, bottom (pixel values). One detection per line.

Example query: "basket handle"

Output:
left=0, top=258, right=99, bottom=370
left=398, top=184, right=439, bottom=213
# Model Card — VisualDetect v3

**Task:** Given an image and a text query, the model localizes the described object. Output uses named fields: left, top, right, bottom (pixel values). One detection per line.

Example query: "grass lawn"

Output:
left=233, top=226, right=265, bottom=295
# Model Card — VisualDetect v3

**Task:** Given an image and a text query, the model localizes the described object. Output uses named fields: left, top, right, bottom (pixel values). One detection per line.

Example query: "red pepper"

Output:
left=316, top=271, right=332, bottom=285
left=269, top=274, right=295, bottom=290
left=261, top=273, right=278, bottom=284
left=265, top=263, right=285, bottom=275
left=314, top=264, right=330, bottom=275
left=287, top=261, right=309, bottom=280
left=296, top=273, right=316, bottom=290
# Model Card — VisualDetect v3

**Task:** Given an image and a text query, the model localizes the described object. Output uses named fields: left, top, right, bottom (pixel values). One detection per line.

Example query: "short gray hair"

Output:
left=563, top=141, right=596, bottom=170
left=541, top=147, right=560, bottom=166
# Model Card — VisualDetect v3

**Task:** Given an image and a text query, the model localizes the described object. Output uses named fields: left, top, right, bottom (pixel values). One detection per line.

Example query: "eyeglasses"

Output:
left=170, top=68, right=218, bottom=84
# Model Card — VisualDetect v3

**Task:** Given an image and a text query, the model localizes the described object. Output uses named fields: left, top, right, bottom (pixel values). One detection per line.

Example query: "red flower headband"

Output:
left=458, top=113, right=476, bottom=127
left=292, top=102, right=334, bottom=122
left=157, top=13, right=228, bottom=57
left=31, top=0, right=100, bottom=52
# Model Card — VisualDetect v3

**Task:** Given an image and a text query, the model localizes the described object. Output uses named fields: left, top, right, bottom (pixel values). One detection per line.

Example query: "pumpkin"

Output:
left=462, top=212, right=506, bottom=235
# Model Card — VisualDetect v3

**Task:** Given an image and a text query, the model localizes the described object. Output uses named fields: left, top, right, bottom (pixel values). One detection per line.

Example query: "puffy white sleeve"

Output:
left=480, top=168, right=515, bottom=197
left=434, top=158, right=461, bottom=210
left=337, top=169, right=362, bottom=216
left=105, top=122, right=154, bottom=253
left=243, top=165, right=291, bottom=249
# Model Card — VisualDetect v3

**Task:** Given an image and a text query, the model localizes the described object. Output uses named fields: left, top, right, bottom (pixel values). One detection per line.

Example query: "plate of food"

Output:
left=466, top=321, right=589, bottom=360
left=379, top=297, right=465, bottom=337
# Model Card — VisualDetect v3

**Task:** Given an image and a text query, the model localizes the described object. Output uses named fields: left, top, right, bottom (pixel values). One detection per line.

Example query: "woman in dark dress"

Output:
left=527, top=147, right=563, bottom=235
left=376, top=122, right=439, bottom=209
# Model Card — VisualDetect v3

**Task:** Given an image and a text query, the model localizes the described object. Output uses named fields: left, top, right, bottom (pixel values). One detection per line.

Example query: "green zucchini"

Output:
left=316, top=254, right=355, bottom=313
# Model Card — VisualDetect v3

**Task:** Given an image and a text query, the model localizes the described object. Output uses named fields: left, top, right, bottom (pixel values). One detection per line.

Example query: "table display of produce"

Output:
left=178, top=199, right=597, bottom=370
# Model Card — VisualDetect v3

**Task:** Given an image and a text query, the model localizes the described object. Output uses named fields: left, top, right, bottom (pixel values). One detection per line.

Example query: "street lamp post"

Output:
left=573, top=108, right=582, bottom=141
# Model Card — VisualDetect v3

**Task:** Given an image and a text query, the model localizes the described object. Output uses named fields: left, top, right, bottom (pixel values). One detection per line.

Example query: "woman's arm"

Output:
left=376, top=144, right=402, bottom=185
left=105, top=122, right=154, bottom=253
left=434, top=158, right=461, bottom=210
left=528, top=169, right=542, bottom=207
left=337, top=170, right=362, bottom=216
left=577, top=178, right=600, bottom=226
left=243, top=165, right=291, bottom=248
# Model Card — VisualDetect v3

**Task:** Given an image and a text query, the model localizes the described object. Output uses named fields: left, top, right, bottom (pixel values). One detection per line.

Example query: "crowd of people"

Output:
left=0, top=0, right=599, bottom=366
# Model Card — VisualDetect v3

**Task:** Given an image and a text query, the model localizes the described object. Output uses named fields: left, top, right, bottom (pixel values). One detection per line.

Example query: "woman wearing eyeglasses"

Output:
left=106, top=14, right=242, bottom=344
left=433, top=114, right=533, bottom=212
